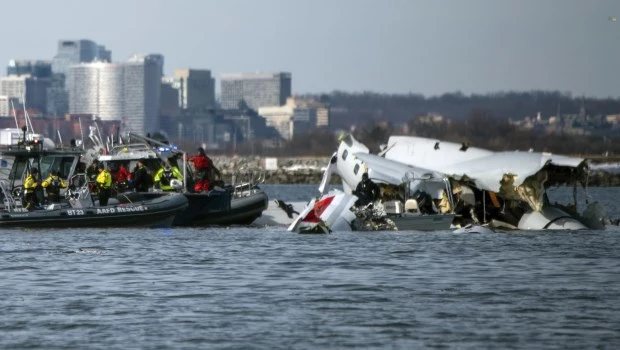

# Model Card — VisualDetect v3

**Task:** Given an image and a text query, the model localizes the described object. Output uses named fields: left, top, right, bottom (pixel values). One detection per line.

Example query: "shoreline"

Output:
left=212, top=156, right=620, bottom=186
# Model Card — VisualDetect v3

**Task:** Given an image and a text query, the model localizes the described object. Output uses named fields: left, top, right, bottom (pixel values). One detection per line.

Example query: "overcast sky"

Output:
left=4, top=0, right=620, bottom=97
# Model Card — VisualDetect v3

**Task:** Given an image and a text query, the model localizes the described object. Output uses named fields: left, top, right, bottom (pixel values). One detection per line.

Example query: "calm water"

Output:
left=1, top=185, right=619, bottom=349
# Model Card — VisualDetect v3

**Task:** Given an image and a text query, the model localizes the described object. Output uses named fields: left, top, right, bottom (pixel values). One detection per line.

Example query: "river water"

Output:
left=0, top=185, right=619, bottom=349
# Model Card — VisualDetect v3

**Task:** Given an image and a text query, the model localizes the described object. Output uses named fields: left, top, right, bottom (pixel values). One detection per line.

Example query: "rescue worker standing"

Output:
left=96, top=163, right=112, bottom=206
left=114, top=163, right=131, bottom=193
left=154, top=163, right=183, bottom=191
left=353, top=172, right=380, bottom=207
left=188, top=147, right=221, bottom=183
left=86, top=160, right=99, bottom=185
left=132, top=160, right=151, bottom=192
left=24, top=168, right=40, bottom=210
left=41, top=169, right=68, bottom=203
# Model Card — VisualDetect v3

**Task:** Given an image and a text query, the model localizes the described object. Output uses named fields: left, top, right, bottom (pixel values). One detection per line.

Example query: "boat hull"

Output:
left=115, top=188, right=269, bottom=227
left=196, top=191, right=268, bottom=226
left=253, top=200, right=308, bottom=226
left=175, top=190, right=269, bottom=226
left=0, top=193, right=188, bottom=229
left=388, top=213, right=455, bottom=231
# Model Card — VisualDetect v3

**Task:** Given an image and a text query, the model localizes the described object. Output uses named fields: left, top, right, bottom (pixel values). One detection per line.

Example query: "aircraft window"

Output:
left=342, top=149, right=348, bottom=161
left=353, top=163, right=360, bottom=175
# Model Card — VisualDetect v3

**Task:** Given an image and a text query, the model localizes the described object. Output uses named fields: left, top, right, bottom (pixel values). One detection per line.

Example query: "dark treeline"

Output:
left=234, top=113, right=620, bottom=158
left=301, top=90, right=620, bottom=129
left=352, top=111, right=620, bottom=156
left=225, top=90, right=620, bottom=157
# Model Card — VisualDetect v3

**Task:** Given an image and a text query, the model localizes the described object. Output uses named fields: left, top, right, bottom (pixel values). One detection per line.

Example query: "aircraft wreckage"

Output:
left=288, top=134, right=605, bottom=233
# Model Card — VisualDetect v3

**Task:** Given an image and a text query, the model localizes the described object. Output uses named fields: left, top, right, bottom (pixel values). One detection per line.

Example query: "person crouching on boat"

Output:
left=353, top=172, right=380, bottom=207
left=154, top=162, right=183, bottom=191
left=24, top=168, right=40, bottom=211
left=42, top=169, right=67, bottom=203
left=96, top=163, right=112, bottom=206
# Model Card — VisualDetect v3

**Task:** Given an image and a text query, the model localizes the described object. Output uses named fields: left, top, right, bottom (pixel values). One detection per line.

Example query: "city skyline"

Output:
left=2, top=0, right=620, bottom=98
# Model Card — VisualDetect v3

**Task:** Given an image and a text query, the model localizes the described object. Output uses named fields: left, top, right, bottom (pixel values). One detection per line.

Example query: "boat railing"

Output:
left=229, top=169, right=265, bottom=198
left=0, top=179, right=25, bottom=212
left=109, top=143, right=158, bottom=156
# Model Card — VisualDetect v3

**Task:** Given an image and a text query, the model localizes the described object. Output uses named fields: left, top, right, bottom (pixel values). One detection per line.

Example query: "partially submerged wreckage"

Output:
left=287, top=134, right=605, bottom=233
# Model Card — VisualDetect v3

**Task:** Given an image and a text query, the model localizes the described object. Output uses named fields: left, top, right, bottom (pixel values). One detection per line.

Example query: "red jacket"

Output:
left=115, top=165, right=130, bottom=183
left=189, top=154, right=212, bottom=170
left=194, top=179, right=210, bottom=192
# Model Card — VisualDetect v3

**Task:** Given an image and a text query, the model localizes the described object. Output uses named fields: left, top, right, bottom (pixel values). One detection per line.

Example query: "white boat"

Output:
left=252, top=199, right=308, bottom=227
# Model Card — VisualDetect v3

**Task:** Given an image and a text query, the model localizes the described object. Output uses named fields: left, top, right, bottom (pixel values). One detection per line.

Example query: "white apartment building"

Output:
left=0, top=96, right=19, bottom=117
left=0, top=75, right=28, bottom=105
left=258, top=97, right=324, bottom=140
left=67, top=54, right=162, bottom=135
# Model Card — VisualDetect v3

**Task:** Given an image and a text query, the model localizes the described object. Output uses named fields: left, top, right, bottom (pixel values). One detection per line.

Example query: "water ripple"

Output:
left=0, top=187, right=618, bottom=349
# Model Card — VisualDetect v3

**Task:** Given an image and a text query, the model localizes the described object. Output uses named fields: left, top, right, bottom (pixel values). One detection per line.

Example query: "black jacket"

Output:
left=133, top=166, right=151, bottom=192
left=354, top=178, right=380, bottom=206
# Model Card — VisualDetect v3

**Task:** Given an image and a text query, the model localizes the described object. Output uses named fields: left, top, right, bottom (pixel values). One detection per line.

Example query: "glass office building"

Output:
left=67, top=55, right=162, bottom=135
left=220, top=72, right=291, bottom=110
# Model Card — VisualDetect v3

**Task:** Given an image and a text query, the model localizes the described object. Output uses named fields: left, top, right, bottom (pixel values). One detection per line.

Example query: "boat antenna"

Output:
left=88, top=125, right=100, bottom=148
left=78, top=117, right=85, bottom=150
left=57, top=129, right=63, bottom=145
left=95, top=120, right=107, bottom=153
left=10, top=100, right=18, bottom=129
left=22, top=94, right=35, bottom=136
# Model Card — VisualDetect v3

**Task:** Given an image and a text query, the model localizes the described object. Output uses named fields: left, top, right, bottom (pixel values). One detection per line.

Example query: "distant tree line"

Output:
left=302, top=90, right=620, bottom=128
left=352, top=109, right=620, bottom=156
left=217, top=90, right=620, bottom=157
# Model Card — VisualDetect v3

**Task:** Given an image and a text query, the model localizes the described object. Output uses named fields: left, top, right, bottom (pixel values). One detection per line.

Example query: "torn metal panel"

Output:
left=383, top=136, right=588, bottom=211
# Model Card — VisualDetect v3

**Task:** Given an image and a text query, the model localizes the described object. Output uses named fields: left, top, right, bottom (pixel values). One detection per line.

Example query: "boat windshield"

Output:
left=10, top=155, right=78, bottom=183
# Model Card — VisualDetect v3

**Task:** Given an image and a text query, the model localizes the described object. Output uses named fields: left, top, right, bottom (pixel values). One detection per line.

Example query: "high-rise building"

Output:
left=5, top=60, right=53, bottom=113
left=160, top=77, right=180, bottom=117
left=0, top=75, right=50, bottom=113
left=257, top=97, right=324, bottom=140
left=49, top=39, right=112, bottom=116
left=7, top=60, right=52, bottom=78
left=220, top=72, right=291, bottom=110
left=174, top=69, right=215, bottom=110
left=0, top=95, right=19, bottom=117
left=46, top=74, right=68, bottom=116
left=97, top=45, right=112, bottom=63
left=125, top=54, right=163, bottom=135
left=67, top=54, right=163, bottom=135
left=52, top=39, right=111, bottom=75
